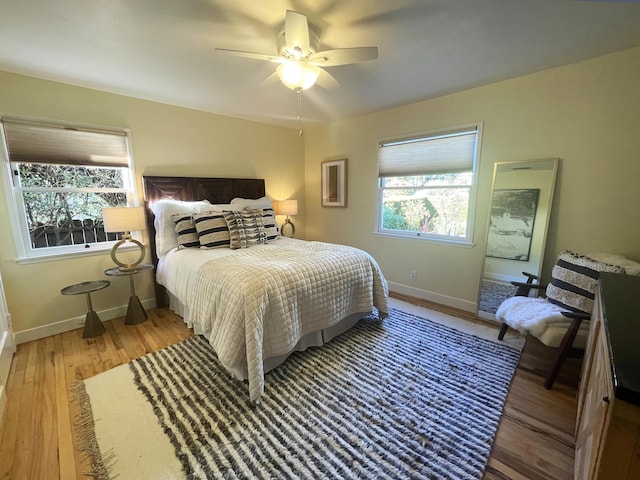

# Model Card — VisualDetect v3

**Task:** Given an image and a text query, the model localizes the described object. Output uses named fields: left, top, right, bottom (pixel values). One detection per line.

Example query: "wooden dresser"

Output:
left=575, top=273, right=640, bottom=479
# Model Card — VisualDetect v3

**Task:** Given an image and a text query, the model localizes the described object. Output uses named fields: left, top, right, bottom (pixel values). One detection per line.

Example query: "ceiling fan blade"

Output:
left=215, top=48, right=283, bottom=63
left=260, top=71, right=280, bottom=87
left=285, top=10, right=310, bottom=53
left=309, top=46, right=378, bottom=66
left=315, top=68, right=340, bottom=90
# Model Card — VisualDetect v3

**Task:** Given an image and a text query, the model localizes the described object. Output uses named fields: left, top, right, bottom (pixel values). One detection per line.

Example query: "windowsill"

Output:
left=15, top=244, right=141, bottom=264
left=373, top=231, right=475, bottom=248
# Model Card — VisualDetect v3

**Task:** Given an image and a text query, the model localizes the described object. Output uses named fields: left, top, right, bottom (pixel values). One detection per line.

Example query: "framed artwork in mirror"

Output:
left=321, top=158, right=347, bottom=207
left=486, top=188, right=539, bottom=261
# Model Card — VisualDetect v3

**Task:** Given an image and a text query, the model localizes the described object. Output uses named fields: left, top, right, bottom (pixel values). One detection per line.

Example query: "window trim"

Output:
left=376, top=123, right=482, bottom=245
left=0, top=116, right=140, bottom=262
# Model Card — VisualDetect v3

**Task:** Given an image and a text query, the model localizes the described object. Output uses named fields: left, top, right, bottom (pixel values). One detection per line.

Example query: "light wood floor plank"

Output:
left=30, top=336, right=58, bottom=478
left=11, top=341, right=38, bottom=479
left=54, top=334, right=76, bottom=480
left=0, top=303, right=579, bottom=479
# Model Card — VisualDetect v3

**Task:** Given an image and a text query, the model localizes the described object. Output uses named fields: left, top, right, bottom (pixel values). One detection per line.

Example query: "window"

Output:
left=377, top=126, right=480, bottom=244
left=0, top=118, right=136, bottom=260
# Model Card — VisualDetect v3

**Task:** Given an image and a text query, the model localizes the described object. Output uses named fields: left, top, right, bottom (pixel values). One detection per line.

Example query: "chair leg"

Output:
left=544, top=317, right=583, bottom=389
left=498, top=323, right=509, bottom=340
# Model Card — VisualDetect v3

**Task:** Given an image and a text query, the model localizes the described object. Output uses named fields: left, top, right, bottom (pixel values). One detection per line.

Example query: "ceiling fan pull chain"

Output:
left=296, top=88, right=303, bottom=138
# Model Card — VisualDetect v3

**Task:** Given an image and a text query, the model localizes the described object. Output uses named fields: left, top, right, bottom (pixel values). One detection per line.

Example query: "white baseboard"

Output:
left=388, top=281, right=477, bottom=313
left=14, top=297, right=157, bottom=345
left=0, top=324, right=15, bottom=433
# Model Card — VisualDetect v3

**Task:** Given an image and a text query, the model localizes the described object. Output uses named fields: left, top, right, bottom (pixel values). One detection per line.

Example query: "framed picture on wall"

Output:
left=486, top=188, right=540, bottom=261
left=321, top=158, right=348, bottom=207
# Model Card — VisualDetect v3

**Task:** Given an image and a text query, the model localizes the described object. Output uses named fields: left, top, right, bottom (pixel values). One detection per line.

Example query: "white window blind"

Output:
left=378, top=128, right=477, bottom=177
left=2, top=119, right=129, bottom=167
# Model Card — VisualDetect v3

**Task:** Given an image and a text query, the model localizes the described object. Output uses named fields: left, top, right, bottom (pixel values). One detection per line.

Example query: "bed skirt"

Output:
left=166, top=291, right=365, bottom=380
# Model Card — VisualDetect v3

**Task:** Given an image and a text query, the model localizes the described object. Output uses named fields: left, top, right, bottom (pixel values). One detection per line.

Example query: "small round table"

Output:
left=61, top=280, right=110, bottom=338
left=104, top=263, right=154, bottom=325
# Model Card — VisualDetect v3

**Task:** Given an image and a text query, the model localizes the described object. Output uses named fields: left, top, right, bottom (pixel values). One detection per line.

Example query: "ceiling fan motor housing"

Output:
left=276, top=22, right=320, bottom=59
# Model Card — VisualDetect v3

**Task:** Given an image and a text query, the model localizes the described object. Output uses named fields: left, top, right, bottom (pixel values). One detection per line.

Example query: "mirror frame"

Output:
left=478, top=158, right=559, bottom=320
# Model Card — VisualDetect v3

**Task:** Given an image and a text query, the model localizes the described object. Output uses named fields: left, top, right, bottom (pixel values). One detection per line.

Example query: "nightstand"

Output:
left=61, top=280, right=110, bottom=338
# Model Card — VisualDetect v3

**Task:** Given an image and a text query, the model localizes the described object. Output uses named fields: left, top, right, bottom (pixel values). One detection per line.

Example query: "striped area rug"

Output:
left=76, top=309, right=521, bottom=479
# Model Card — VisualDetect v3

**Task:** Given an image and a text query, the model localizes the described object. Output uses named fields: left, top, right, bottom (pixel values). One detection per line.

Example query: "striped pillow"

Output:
left=193, top=211, right=230, bottom=249
left=252, top=207, right=279, bottom=241
left=171, top=214, right=200, bottom=249
left=546, top=251, right=625, bottom=314
left=224, top=210, right=268, bottom=249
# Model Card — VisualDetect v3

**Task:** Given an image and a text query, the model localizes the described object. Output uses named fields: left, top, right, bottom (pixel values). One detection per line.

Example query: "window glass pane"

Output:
left=18, top=163, right=124, bottom=189
left=22, top=190, right=127, bottom=249
left=381, top=186, right=469, bottom=238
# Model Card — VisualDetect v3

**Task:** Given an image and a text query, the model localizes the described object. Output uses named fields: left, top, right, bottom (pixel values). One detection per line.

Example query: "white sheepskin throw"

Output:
left=496, top=296, right=568, bottom=337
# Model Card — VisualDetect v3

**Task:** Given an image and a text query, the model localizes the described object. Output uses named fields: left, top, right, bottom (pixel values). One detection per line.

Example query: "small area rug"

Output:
left=73, top=308, right=521, bottom=479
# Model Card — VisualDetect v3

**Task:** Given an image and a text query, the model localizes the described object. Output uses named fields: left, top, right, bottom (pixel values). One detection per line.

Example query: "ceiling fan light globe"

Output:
left=276, top=61, right=320, bottom=90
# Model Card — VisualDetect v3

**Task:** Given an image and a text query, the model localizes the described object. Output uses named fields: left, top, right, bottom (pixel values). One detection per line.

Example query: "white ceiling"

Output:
left=2, top=0, right=640, bottom=129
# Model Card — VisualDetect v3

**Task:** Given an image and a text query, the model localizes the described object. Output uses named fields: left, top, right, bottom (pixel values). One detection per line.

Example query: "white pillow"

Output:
left=204, top=203, right=236, bottom=212
left=229, top=196, right=273, bottom=209
left=587, top=253, right=640, bottom=276
left=149, top=199, right=211, bottom=257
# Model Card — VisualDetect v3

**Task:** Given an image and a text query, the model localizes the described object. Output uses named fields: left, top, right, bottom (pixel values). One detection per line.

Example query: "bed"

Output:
left=143, top=176, right=389, bottom=401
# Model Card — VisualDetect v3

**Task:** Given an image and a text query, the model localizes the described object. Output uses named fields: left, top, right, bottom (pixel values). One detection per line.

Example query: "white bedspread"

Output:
left=158, top=238, right=389, bottom=401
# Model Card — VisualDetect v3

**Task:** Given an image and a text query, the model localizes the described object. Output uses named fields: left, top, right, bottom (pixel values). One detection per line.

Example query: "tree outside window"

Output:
left=18, top=163, right=128, bottom=248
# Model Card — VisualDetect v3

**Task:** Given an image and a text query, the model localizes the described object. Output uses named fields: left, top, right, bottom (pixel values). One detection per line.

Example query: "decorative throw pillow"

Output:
left=224, top=209, right=268, bottom=249
left=171, top=213, right=200, bottom=249
left=149, top=199, right=211, bottom=256
left=546, top=250, right=625, bottom=314
left=252, top=207, right=279, bottom=241
left=193, top=211, right=231, bottom=249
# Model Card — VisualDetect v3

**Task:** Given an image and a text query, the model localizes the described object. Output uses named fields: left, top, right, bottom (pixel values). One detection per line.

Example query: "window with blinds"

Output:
left=1, top=118, right=136, bottom=258
left=377, top=126, right=480, bottom=243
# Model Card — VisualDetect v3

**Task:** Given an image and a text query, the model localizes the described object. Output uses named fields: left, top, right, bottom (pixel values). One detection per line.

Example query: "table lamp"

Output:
left=102, top=206, right=146, bottom=270
left=275, top=199, right=298, bottom=237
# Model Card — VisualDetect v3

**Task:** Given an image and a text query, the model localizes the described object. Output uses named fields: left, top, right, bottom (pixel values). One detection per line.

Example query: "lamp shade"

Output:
left=275, top=199, right=298, bottom=216
left=102, top=206, right=146, bottom=233
left=276, top=61, right=320, bottom=90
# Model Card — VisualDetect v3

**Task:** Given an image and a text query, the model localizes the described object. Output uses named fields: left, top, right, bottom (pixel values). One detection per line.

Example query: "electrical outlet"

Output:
left=410, top=270, right=417, bottom=280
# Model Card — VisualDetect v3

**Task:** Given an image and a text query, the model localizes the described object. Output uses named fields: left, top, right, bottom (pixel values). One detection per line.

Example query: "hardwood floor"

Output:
left=0, top=303, right=580, bottom=479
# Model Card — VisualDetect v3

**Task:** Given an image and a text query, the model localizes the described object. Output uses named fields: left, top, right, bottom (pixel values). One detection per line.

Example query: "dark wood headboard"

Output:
left=142, top=175, right=266, bottom=306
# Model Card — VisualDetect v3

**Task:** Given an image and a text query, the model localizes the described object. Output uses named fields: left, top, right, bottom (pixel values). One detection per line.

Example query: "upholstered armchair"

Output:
left=496, top=251, right=639, bottom=389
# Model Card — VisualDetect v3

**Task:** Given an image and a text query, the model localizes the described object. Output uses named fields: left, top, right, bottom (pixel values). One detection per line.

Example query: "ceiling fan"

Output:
left=215, top=10, right=378, bottom=91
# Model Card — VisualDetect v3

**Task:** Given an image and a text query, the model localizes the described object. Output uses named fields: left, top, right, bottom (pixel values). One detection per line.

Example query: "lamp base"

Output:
left=281, top=218, right=295, bottom=238
left=111, top=236, right=146, bottom=270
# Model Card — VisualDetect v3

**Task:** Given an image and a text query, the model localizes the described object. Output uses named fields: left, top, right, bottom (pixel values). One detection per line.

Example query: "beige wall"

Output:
left=0, top=71, right=304, bottom=337
left=305, top=47, right=640, bottom=312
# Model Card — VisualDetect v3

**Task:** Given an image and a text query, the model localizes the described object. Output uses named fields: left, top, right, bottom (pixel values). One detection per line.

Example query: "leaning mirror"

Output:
left=478, top=158, right=559, bottom=321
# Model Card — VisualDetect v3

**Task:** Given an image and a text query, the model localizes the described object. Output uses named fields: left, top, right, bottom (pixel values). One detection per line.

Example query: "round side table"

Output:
left=61, top=280, right=110, bottom=338
left=104, top=263, right=154, bottom=325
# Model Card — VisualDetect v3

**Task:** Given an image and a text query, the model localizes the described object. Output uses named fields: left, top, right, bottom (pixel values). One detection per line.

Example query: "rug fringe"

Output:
left=69, top=381, right=118, bottom=480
